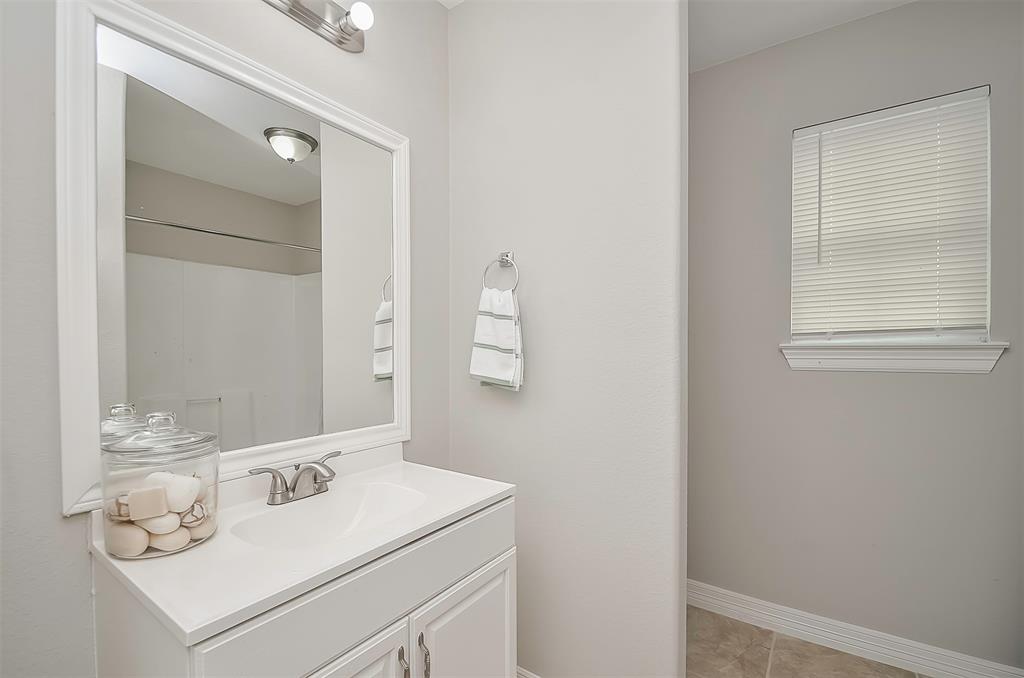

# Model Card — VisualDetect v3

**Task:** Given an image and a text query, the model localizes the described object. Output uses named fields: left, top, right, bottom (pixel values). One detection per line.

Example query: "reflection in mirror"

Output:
left=95, top=26, right=394, bottom=453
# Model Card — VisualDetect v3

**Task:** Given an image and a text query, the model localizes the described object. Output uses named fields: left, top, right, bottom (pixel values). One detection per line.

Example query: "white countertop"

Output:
left=90, top=450, right=515, bottom=645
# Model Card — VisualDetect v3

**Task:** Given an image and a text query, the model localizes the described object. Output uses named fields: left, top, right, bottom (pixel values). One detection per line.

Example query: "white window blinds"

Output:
left=791, top=87, right=990, bottom=338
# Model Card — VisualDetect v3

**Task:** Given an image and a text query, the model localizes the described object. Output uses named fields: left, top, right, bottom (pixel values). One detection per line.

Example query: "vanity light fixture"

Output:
left=261, top=0, right=375, bottom=53
left=264, top=127, right=319, bottom=164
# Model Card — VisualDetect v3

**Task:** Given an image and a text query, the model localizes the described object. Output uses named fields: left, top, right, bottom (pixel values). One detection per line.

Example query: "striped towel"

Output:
left=373, top=300, right=393, bottom=381
left=470, top=287, right=523, bottom=391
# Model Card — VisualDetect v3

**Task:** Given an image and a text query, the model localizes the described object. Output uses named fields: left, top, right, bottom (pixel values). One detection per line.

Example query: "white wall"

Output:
left=97, top=66, right=129, bottom=415
left=1, top=3, right=97, bottom=675
left=320, top=124, right=394, bottom=433
left=0, top=1, right=450, bottom=675
left=688, top=0, right=1023, bottom=666
left=448, top=2, right=685, bottom=675
left=125, top=253, right=322, bottom=450
left=295, top=272, right=325, bottom=438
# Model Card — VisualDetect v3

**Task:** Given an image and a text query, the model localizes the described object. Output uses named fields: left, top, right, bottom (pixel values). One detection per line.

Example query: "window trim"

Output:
left=779, top=337, right=1008, bottom=373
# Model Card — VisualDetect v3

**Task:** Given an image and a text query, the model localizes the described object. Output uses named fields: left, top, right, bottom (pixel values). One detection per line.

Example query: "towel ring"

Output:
left=381, top=273, right=392, bottom=302
left=482, top=251, right=519, bottom=291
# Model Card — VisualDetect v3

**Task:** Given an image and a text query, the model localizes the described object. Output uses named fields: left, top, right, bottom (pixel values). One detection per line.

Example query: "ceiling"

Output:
left=100, top=24, right=322, bottom=205
left=124, top=79, right=322, bottom=206
left=689, top=0, right=915, bottom=72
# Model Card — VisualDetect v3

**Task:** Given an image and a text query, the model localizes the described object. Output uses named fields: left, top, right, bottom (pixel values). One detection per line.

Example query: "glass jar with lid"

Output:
left=100, top=411, right=219, bottom=559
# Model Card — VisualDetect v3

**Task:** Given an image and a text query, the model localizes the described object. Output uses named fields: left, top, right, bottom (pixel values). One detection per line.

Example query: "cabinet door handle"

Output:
left=398, top=646, right=410, bottom=678
left=417, top=633, right=431, bottom=678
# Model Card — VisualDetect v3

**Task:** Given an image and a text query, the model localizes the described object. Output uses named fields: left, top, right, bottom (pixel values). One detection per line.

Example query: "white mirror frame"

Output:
left=56, top=0, right=411, bottom=516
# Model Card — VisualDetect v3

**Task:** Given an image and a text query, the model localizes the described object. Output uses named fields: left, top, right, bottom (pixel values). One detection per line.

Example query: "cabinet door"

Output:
left=409, top=549, right=516, bottom=678
left=308, top=620, right=411, bottom=678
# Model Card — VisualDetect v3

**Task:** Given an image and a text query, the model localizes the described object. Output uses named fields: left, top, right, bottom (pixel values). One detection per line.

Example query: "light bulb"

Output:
left=345, top=2, right=374, bottom=31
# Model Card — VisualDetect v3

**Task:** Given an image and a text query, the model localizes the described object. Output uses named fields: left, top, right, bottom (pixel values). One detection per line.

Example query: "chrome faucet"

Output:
left=249, top=451, right=342, bottom=505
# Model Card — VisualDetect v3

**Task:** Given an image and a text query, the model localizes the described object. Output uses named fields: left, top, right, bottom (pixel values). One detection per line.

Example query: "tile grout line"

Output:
left=765, top=632, right=777, bottom=678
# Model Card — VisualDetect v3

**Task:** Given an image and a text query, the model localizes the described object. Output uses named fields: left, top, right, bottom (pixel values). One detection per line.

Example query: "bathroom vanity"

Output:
left=91, top=445, right=516, bottom=677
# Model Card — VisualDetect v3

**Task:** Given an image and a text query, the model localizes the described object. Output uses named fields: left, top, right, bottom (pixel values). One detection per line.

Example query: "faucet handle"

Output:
left=319, top=450, right=343, bottom=464
left=249, top=467, right=288, bottom=497
left=305, top=461, right=336, bottom=482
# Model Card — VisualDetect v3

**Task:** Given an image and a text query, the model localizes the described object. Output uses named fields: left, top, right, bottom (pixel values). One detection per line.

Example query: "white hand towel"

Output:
left=373, top=300, right=393, bottom=381
left=470, top=287, right=523, bottom=390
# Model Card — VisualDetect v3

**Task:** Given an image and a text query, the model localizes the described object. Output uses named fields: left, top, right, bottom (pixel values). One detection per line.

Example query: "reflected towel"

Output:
left=374, top=300, right=393, bottom=381
left=470, top=287, right=523, bottom=391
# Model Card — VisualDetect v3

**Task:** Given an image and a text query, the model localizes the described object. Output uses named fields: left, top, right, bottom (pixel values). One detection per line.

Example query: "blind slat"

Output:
left=791, top=90, right=989, bottom=336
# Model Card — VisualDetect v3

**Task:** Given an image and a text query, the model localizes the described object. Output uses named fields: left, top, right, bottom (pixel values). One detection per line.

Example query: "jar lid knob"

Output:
left=146, top=411, right=177, bottom=429
left=109, top=403, right=137, bottom=419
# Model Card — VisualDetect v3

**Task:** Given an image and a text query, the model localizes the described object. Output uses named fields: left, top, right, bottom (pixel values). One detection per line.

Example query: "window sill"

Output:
left=779, top=340, right=1009, bottom=374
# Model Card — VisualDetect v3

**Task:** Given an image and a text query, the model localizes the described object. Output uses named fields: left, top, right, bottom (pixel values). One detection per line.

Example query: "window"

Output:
left=781, top=86, right=1007, bottom=373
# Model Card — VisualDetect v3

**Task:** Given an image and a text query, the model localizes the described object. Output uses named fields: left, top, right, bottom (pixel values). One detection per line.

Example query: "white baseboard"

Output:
left=687, top=580, right=1024, bottom=678
left=517, top=668, right=542, bottom=678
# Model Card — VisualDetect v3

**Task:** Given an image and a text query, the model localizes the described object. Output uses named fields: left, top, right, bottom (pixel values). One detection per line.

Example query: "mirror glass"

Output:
left=95, top=26, right=394, bottom=452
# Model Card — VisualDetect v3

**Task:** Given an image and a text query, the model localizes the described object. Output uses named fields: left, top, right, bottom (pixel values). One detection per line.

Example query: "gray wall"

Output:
left=126, top=161, right=322, bottom=275
left=448, top=2, right=685, bottom=676
left=0, top=0, right=450, bottom=674
left=678, top=3, right=689, bottom=670
left=688, top=0, right=1023, bottom=666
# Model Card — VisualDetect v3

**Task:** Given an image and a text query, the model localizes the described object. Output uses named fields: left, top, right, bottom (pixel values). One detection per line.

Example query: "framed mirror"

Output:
left=56, top=0, right=410, bottom=515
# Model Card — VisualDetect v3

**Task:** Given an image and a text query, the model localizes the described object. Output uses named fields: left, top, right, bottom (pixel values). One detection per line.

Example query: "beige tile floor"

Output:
left=686, top=607, right=928, bottom=678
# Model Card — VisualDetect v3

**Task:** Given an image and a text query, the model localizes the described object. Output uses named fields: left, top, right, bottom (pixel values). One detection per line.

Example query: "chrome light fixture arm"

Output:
left=261, top=0, right=374, bottom=53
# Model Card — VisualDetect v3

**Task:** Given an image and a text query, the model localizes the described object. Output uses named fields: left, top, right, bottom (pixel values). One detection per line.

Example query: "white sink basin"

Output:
left=90, top=452, right=515, bottom=644
left=231, top=481, right=428, bottom=549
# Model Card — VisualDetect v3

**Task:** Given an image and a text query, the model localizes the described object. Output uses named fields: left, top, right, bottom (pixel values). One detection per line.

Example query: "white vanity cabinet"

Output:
left=409, top=551, right=516, bottom=678
left=92, top=461, right=516, bottom=678
left=308, top=621, right=411, bottom=678
left=311, top=551, right=516, bottom=678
